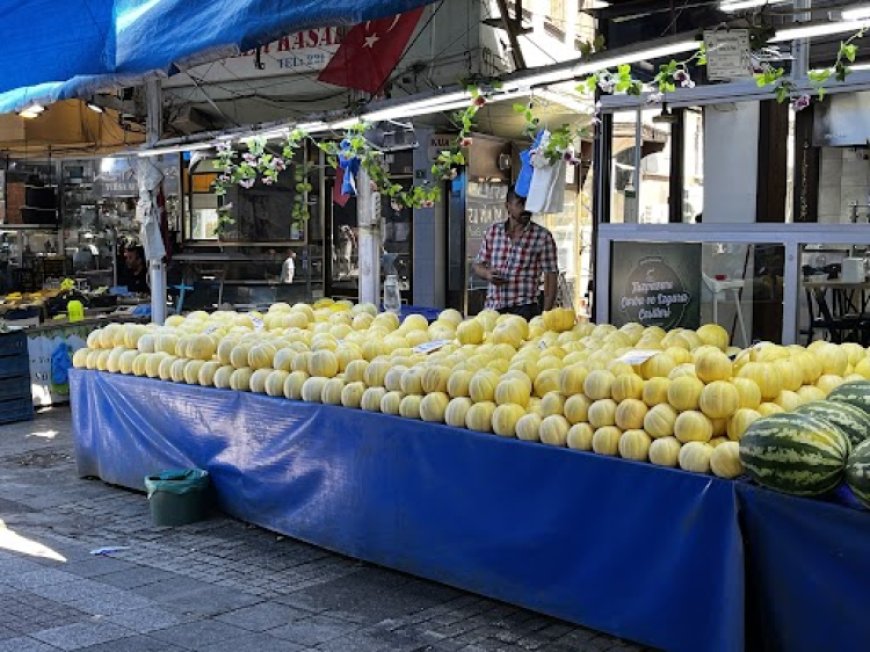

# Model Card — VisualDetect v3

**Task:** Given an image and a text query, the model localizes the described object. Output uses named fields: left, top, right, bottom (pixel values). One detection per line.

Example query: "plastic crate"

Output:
left=0, top=354, right=30, bottom=379
left=0, top=331, right=27, bottom=356
left=0, top=396, right=33, bottom=425
left=0, top=375, right=30, bottom=402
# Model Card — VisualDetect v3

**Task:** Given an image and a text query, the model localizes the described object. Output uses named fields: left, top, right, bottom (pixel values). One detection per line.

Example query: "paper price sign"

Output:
left=616, top=349, right=660, bottom=366
left=413, top=339, right=452, bottom=355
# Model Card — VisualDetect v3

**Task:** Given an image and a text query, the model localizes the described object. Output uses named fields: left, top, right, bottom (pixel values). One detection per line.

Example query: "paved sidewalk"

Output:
left=0, top=407, right=644, bottom=652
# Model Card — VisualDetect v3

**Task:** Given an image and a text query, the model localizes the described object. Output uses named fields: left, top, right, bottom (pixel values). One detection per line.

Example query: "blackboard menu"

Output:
left=610, top=241, right=701, bottom=330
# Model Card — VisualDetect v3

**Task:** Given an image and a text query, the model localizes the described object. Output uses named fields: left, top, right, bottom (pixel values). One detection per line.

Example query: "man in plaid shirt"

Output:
left=472, top=186, right=559, bottom=320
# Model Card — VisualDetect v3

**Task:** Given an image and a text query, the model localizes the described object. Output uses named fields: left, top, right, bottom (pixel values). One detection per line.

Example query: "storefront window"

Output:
left=607, top=106, right=704, bottom=225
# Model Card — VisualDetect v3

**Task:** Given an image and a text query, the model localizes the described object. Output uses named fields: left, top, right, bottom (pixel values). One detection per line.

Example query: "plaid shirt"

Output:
left=475, top=220, right=558, bottom=310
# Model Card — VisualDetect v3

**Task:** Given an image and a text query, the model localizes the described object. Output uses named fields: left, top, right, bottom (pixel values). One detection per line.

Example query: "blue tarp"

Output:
left=0, top=0, right=435, bottom=114
left=70, top=369, right=744, bottom=652
left=737, top=484, right=870, bottom=652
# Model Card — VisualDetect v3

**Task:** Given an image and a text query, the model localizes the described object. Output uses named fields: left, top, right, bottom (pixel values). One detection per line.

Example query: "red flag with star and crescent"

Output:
left=317, top=8, right=425, bottom=94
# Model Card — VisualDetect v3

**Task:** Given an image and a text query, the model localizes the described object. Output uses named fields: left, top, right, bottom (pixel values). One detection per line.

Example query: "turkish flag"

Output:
left=317, top=8, right=424, bottom=94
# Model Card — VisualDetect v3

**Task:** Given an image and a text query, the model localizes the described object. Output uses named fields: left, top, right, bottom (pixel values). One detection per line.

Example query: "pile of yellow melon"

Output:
left=72, top=299, right=870, bottom=479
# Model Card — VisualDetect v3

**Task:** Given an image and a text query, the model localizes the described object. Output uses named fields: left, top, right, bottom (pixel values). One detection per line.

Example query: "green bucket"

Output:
left=144, top=468, right=211, bottom=527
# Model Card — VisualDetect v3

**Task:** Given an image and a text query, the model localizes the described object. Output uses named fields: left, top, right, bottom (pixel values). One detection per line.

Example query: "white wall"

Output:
left=703, top=102, right=759, bottom=224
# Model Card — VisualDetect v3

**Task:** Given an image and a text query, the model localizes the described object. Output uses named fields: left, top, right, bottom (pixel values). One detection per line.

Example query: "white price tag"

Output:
left=252, top=317, right=264, bottom=331
left=413, top=339, right=451, bottom=355
left=617, top=349, right=660, bottom=365
left=204, top=325, right=219, bottom=335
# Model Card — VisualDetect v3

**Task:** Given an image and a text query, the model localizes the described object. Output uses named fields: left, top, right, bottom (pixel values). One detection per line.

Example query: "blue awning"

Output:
left=0, top=0, right=435, bottom=115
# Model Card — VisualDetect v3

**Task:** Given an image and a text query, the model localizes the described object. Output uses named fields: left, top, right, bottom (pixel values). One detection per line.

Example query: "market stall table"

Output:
left=70, top=369, right=743, bottom=652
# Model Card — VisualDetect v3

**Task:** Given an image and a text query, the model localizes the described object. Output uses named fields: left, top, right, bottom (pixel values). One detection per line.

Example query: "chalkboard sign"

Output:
left=610, top=242, right=701, bottom=330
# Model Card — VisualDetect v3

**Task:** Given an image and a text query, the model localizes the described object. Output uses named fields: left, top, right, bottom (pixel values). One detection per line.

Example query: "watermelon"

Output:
left=794, top=400, right=870, bottom=448
left=740, top=412, right=851, bottom=496
left=845, top=439, right=870, bottom=508
left=826, top=380, right=870, bottom=416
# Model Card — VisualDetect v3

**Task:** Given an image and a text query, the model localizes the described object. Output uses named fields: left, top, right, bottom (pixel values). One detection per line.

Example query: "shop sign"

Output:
left=610, top=242, right=701, bottom=330
left=704, top=30, right=752, bottom=81
left=163, top=27, right=343, bottom=87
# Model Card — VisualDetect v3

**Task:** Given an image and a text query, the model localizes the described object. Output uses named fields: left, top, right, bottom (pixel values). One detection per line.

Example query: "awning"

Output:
left=0, top=100, right=145, bottom=157
left=0, top=0, right=436, bottom=115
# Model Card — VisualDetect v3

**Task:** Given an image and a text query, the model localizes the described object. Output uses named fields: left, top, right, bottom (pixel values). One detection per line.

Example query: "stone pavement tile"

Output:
left=149, top=620, right=255, bottom=650
left=268, top=614, right=359, bottom=647
left=93, top=566, right=181, bottom=591
left=198, top=631, right=308, bottom=652
left=62, top=556, right=137, bottom=578
left=76, top=634, right=188, bottom=652
left=132, top=576, right=215, bottom=600
left=275, top=569, right=461, bottom=625
left=31, top=621, right=132, bottom=651
left=4, top=567, right=78, bottom=589
left=0, top=636, right=59, bottom=652
left=103, top=605, right=182, bottom=633
left=150, top=586, right=263, bottom=618
left=312, top=625, right=432, bottom=652
left=27, top=577, right=154, bottom=613
left=215, top=601, right=312, bottom=632
left=0, top=555, right=44, bottom=577
left=0, top=592, right=89, bottom=635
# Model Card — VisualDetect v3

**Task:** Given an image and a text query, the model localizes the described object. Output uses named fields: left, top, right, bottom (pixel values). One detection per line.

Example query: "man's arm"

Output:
left=543, top=272, right=557, bottom=311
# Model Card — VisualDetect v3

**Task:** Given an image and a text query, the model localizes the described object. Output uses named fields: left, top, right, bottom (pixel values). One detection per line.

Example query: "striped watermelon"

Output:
left=845, top=439, right=870, bottom=508
left=826, top=380, right=870, bottom=415
left=740, top=412, right=850, bottom=496
left=794, top=400, right=869, bottom=448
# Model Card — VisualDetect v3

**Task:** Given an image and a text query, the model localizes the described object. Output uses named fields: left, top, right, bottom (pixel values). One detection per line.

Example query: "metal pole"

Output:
left=792, top=0, right=811, bottom=79
left=144, top=78, right=167, bottom=324
left=356, top=167, right=381, bottom=305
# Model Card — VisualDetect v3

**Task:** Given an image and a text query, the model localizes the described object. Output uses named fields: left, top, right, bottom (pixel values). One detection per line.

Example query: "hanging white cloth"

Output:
left=136, top=157, right=166, bottom=262
left=525, top=130, right=566, bottom=214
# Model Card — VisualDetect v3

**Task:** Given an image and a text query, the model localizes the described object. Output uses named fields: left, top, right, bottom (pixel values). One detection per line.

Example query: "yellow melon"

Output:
left=592, top=426, right=622, bottom=456
left=668, top=376, right=704, bottom=411
left=465, top=401, right=496, bottom=432
left=492, top=403, right=526, bottom=437
left=649, top=436, right=681, bottom=467
left=643, top=403, right=677, bottom=438
left=679, top=441, right=713, bottom=473
left=588, top=398, right=618, bottom=429
left=674, top=410, right=713, bottom=443
left=615, top=398, right=648, bottom=430
left=445, top=397, right=473, bottom=427
left=699, top=381, right=740, bottom=419
left=567, top=423, right=595, bottom=450
left=515, top=412, right=543, bottom=441
left=618, top=429, right=651, bottom=461
left=642, top=377, right=671, bottom=407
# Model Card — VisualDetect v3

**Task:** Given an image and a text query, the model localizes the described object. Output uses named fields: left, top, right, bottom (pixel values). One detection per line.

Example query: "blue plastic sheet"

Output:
left=0, top=0, right=436, bottom=114
left=71, top=369, right=743, bottom=652
left=737, top=483, right=870, bottom=652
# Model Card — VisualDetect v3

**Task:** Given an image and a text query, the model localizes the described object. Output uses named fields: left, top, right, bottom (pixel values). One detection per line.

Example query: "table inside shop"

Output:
left=69, top=370, right=870, bottom=652
left=803, top=278, right=870, bottom=343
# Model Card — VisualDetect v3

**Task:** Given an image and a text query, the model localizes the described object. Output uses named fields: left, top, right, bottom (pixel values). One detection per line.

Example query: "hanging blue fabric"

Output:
left=515, top=130, right=545, bottom=198
left=338, top=139, right=360, bottom=197
left=51, top=342, right=72, bottom=387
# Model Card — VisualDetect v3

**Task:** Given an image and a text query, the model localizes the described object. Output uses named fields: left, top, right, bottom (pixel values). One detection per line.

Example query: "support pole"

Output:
left=792, top=0, right=811, bottom=79
left=356, top=167, right=382, bottom=306
left=144, top=78, right=167, bottom=325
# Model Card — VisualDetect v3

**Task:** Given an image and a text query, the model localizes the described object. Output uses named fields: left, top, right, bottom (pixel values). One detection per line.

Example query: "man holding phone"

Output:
left=472, top=186, right=559, bottom=320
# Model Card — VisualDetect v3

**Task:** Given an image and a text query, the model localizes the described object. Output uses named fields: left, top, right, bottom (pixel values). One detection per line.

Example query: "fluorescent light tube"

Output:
left=137, top=142, right=214, bottom=157
left=772, top=19, right=870, bottom=42
left=842, top=6, right=870, bottom=21
left=719, top=1, right=790, bottom=12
